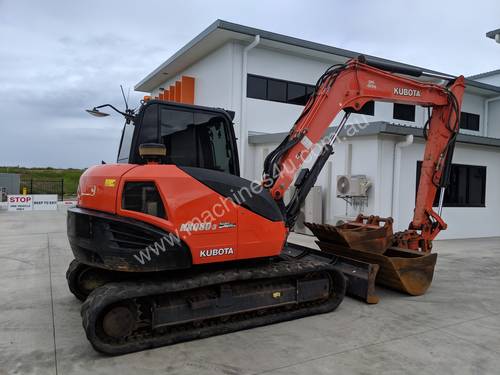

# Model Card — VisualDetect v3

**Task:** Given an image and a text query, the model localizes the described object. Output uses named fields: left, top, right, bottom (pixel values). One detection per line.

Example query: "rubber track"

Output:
left=66, top=259, right=89, bottom=301
left=81, top=258, right=346, bottom=355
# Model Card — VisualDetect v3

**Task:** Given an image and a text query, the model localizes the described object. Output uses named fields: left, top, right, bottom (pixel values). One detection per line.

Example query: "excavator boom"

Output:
left=264, top=56, right=465, bottom=251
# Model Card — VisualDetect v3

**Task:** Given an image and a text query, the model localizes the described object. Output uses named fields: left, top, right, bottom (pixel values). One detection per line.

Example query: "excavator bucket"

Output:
left=305, top=219, right=438, bottom=296
left=305, top=215, right=393, bottom=254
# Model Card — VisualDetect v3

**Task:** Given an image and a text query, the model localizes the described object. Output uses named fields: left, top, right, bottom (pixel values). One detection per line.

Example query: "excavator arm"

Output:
left=264, top=56, right=465, bottom=252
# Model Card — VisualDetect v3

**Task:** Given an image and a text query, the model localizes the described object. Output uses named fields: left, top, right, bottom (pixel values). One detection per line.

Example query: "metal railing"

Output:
left=20, top=178, right=64, bottom=201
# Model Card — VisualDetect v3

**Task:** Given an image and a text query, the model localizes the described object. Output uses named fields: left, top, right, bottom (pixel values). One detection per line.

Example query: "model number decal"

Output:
left=393, top=87, right=421, bottom=97
left=200, top=247, right=234, bottom=257
left=180, top=222, right=216, bottom=232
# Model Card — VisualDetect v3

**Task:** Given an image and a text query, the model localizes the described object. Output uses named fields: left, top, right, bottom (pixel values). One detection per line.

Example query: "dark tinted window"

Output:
left=393, top=103, right=415, bottom=122
left=416, top=162, right=486, bottom=207
left=122, top=182, right=165, bottom=218
left=267, top=79, right=287, bottom=102
left=459, top=112, right=480, bottom=131
left=247, top=74, right=315, bottom=106
left=247, top=75, right=267, bottom=99
left=346, top=101, right=375, bottom=116
left=306, top=85, right=315, bottom=97
left=137, top=104, right=159, bottom=145
left=160, top=109, right=196, bottom=167
left=287, top=83, right=307, bottom=105
left=160, top=108, right=236, bottom=174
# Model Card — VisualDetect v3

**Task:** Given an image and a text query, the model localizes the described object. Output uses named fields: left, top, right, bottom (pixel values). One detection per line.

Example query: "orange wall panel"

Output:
left=175, top=81, right=181, bottom=102
left=180, top=76, right=195, bottom=104
left=169, top=85, right=176, bottom=101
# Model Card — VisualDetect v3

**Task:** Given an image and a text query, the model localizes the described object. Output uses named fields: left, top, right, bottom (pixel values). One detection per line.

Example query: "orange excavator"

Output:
left=67, top=56, right=464, bottom=354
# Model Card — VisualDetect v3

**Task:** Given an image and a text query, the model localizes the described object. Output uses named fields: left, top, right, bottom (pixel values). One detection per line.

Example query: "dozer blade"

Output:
left=316, top=241, right=437, bottom=296
left=305, top=215, right=393, bottom=254
left=283, top=243, right=380, bottom=304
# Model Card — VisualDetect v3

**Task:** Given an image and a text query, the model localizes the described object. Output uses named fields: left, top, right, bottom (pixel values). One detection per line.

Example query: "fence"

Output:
left=20, top=178, right=64, bottom=201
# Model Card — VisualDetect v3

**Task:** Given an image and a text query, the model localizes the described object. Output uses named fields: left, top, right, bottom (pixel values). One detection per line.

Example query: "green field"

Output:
left=0, top=166, right=84, bottom=198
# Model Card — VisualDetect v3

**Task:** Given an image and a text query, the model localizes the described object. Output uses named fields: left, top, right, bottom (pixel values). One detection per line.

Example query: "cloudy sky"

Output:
left=1, top=0, right=499, bottom=168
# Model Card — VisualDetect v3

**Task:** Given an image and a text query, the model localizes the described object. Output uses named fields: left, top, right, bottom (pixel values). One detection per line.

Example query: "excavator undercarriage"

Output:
left=71, top=248, right=347, bottom=354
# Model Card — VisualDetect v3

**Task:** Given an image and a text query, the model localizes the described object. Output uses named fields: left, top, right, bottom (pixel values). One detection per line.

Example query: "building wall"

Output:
left=152, top=42, right=235, bottom=110
left=487, top=100, right=500, bottom=138
left=396, top=139, right=500, bottom=239
left=250, top=135, right=387, bottom=226
left=460, top=92, right=486, bottom=136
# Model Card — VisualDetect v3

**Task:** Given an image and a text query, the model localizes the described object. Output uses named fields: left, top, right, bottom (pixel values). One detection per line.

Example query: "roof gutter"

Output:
left=240, top=34, right=260, bottom=177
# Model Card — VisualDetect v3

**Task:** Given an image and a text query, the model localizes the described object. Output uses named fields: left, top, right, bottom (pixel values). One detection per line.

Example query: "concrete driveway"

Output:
left=1, top=208, right=500, bottom=375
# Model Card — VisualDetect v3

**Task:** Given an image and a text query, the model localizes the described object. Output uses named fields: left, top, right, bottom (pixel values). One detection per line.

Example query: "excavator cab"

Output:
left=117, top=100, right=240, bottom=176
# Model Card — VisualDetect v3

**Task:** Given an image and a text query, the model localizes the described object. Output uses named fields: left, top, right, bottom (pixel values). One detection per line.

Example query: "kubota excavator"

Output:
left=67, top=56, right=464, bottom=354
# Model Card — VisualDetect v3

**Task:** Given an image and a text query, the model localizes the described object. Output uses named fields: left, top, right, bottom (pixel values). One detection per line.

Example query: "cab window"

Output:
left=160, top=108, right=236, bottom=174
left=117, top=122, right=135, bottom=163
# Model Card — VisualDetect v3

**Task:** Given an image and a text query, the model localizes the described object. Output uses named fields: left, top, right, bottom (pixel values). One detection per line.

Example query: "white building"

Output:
left=135, top=20, right=500, bottom=239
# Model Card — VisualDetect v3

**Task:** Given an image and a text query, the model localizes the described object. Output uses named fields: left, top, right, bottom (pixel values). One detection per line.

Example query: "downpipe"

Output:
left=240, top=35, right=260, bottom=177
left=391, top=135, right=414, bottom=228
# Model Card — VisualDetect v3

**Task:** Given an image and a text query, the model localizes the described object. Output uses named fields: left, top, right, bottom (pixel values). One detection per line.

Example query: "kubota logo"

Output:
left=393, top=87, right=421, bottom=97
left=200, top=247, right=234, bottom=257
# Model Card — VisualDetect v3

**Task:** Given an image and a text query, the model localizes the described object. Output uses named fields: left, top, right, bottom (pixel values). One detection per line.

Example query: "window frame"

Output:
left=393, top=103, right=416, bottom=122
left=247, top=74, right=315, bottom=106
left=416, top=161, right=486, bottom=208
left=459, top=112, right=480, bottom=132
left=117, top=122, right=135, bottom=163
left=129, top=101, right=240, bottom=176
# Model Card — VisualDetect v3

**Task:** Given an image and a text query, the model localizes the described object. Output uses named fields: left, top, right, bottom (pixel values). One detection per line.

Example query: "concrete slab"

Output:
left=440, top=315, right=500, bottom=354
left=1, top=210, right=500, bottom=375
left=262, top=329, right=500, bottom=375
left=0, top=231, right=56, bottom=375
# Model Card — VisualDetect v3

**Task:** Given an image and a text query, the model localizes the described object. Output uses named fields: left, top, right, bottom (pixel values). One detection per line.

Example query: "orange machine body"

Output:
left=77, top=164, right=287, bottom=265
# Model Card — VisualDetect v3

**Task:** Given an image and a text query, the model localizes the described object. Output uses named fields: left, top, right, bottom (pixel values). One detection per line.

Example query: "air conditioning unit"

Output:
left=336, top=175, right=371, bottom=197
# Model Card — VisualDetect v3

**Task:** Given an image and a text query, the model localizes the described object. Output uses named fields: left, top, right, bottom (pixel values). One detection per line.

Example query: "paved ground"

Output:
left=1, top=208, right=500, bottom=375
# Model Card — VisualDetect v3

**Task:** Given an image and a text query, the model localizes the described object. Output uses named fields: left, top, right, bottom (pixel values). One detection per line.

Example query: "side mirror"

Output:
left=139, top=143, right=166, bottom=164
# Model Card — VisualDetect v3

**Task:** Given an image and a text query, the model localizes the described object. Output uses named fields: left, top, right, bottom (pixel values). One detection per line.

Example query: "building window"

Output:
left=459, top=112, right=480, bottom=131
left=247, top=75, right=267, bottom=100
left=345, top=101, right=375, bottom=116
left=287, top=82, right=307, bottom=105
left=267, top=79, right=287, bottom=102
left=416, top=161, right=486, bottom=207
left=393, top=103, right=415, bottom=122
left=247, top=74, right=315, bottom=106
